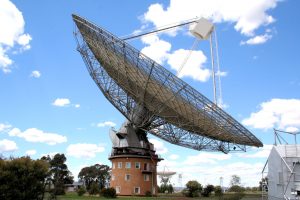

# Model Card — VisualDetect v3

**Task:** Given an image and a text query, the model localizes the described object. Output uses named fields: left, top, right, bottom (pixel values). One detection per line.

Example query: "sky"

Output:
left=1, top=0, right=300, bottom=187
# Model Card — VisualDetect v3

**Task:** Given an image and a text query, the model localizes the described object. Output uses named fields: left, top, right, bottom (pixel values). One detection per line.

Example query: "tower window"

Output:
left=116, top=186, right=121, bottom=194
left=125, top=162, right=131, bottom=169
left=112, top=163, right=116, bottom=169
left=125, top=174, right=131, bottom=181
left=144, top=174, right=150, bottom=181
left=118, top=162, right=122, bottom=169
left=134, top=187, right=140, bottom=194
left=135, top=162, right=140, bottom=169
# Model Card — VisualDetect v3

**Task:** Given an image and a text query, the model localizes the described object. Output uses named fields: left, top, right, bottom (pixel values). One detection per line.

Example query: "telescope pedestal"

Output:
left=109, top=146, right=162, bottom=196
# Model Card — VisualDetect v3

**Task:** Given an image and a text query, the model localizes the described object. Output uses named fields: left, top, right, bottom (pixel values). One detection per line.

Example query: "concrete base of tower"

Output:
left=109, top=150, right=162, bottom=196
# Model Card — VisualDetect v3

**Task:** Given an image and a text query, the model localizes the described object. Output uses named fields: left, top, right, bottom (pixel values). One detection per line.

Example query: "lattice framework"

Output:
left=73, top=14, right=263, bottom=153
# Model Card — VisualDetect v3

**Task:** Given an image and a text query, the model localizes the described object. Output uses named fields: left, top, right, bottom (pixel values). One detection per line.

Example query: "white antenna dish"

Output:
left=157, top=166, right=176, bottom=185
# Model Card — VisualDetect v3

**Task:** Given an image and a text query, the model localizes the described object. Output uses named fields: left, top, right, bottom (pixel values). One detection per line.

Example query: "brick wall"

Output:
left=110, top=157, right=158, bottom=196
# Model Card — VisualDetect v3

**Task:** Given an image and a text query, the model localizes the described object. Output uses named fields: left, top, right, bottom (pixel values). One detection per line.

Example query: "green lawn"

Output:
left=57, top=192, right=262, bottom=200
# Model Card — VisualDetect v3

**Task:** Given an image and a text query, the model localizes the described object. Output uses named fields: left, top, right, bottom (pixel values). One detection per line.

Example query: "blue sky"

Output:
left=1, top=0, right=300, bottom=187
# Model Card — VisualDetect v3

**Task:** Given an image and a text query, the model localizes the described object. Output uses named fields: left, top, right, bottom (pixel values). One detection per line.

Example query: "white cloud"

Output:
left=67, top=143, right=105, bottom=159
left=143, top=0, right=278, bottom=37
left=243, top=99, right=300, bottom=130
left=217, top=98, right=229, bottom=109
left=41, top=152, right=59, bottom=158
left=240, top=145, right=273, bottom=158
left=216, top=70, right=227, bottom=77
left=149, top=138, right=168, bottom=154
left=141, top=34, right=171, bottom=64
left=184, top=152, right=231, bottom=165
left=0, top=47, right=12, bottom=73
left=0, top=123, right=11, bottom=132
left=52, top=98, right=71, bottom=107
left=0, top=0, right=32, bottom=73
left=8, top=127, right=67, bottom=145
left=140, top=34, right=211, bottom=82
left=241, top=34, right=272, bottom=45
left=25, top=149, right=37, bottom=156
left=17, top=33, right=32, bottom=49
left=158, top=157, right=264, bottom=187
left=169, top=154, right=179, bottom=160
left=285, top=127, right=299, bottom=133
left=167, top=49, right=211, bottom=82
left=97, top=121, right=116, bottom=127
left=52, top=98, right=80, bottom=108
left=30, top=70, right=41, bottom=78
left=0, top=139, right=18, bottom=152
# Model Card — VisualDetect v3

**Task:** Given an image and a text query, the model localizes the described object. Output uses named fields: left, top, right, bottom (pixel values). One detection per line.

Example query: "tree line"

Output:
left=0, top=154, right=113, bottom=200
left=159, top=174, right=265, bottom=199
left=0, top=154, right=266, bottom=199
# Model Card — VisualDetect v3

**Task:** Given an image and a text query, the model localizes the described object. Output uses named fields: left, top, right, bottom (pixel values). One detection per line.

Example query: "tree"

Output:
left=183, top=180, right=202, bottom=197
left=214, top=186, right=223, bottom=197
left=78, top=164, right=110, bottom=191
left=159, top=183, right=174, bottom=194
left=0, top=156, right=49, bottom=200
left=88, top=182, right=100, bottom=195
left=94, top=164, right=110, bottom=189
left=202, top=184, right=214, bottom=197
left=259, top=177, right=268, bottom=191
left=230, top=175, right=241, bottom=186
left=167, top=184, right=174, bottom=194
left=41, top=153, right=74, bottom=196
left=228, top=185, right=245, bottom=193
left=101, top=187, right=117, bottom=198
left=77, top=186, right=86, bottom=196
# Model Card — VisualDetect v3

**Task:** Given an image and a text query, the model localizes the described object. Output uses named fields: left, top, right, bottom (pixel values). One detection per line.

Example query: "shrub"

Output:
left=226, top=185, right=245, bottom=200
left=182, top=189, right=189, bottom=197
left=51, top=181, right=65, bottom=195
left=228, top=185, right=245, bottom=193
left=77, top=187, right=86, bottom=196
left=159, top=184, right=174, bottom=194
left=101, top=187, right=116, bottom=198
left=88, top=182, right=100, bottom=195
left=145, top=190, right=152, bottom=197
left=214, top=186, right=223, bottom=197
left=167, top=184, right=174, bottom=194
left=202, top=184, right=214, bottom=197
left=183, top=180, right=202, bottom=197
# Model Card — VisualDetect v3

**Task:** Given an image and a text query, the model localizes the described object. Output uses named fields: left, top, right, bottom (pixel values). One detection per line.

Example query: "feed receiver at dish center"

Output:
left=190, top=17, right=214, bottom=40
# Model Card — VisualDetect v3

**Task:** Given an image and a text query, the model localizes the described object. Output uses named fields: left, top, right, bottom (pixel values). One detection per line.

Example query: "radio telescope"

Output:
left=157, top=166, right=176, bottom=185
left=73, top=14, right=262, bottom=153
left=72, top=14, right=262, bottom=195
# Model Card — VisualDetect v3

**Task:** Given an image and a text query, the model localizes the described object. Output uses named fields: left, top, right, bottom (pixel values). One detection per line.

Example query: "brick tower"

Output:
left=108, top=121, right=162, bottom=196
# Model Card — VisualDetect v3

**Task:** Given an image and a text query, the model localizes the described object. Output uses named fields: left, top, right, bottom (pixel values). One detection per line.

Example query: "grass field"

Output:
left=57, top=192, right=262, bottom=200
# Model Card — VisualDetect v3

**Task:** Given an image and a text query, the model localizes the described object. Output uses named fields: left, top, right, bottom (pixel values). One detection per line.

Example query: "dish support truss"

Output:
left=73, top=14, right=262, bottom=153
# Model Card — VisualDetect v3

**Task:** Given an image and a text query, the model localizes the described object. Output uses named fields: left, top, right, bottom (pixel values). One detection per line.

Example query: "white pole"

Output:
left=214, top=28, right=223, bottom=106
left=209, top=33, right=217, bottom=105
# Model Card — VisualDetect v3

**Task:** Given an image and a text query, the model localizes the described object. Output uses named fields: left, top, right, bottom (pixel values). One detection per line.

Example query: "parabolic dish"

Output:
left=157, top=171, right=176, bottom=176
left=73, top=14, right=263, bottom=153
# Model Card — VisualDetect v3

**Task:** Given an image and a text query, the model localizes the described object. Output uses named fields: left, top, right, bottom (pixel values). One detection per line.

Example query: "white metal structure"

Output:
left=190, top=18, right=214, bottom=40
left=263, top=145, right=300, bottom=200
left=220, top=176, right=224, bottom=192
left=263, top=130, right=300, bottom=200
left=189, top=18, right=223, bottom=106
left=157, top=166, right=176, bottom=185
